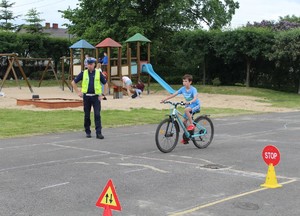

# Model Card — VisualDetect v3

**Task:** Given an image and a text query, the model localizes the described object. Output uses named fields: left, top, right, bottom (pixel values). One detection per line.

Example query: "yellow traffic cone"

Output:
left=261, top=163, right=282, bottom=188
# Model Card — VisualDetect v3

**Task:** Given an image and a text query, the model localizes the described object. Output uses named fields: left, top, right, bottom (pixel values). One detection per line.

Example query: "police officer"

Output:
left=71, top=57, right=108, bottom=139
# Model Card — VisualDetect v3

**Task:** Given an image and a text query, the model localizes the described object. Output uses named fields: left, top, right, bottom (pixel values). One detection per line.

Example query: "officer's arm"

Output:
left=71, top=80, right=83, bottom=98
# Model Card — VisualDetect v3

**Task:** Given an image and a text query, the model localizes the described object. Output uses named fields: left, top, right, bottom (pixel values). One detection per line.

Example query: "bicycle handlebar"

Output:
left=162, top=101, right=187, bottom=107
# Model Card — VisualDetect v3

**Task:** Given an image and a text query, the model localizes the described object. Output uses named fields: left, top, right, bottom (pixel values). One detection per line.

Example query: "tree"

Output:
left=0, top=0, right=19, bottom=31
left=186, top=0, right=239, bottom=29
left=247, top=19, right=300, bottom=31
left=173, top=30, right=212, bottom=84
left=60, top=0, right=239, bottom=44
left=279, top=15, right=300, bottom=24
left=23, top=8, right=45, bottom=34
left=270, top=29, right=300, bottom=94
left=212, top=28, right=274, bottom=87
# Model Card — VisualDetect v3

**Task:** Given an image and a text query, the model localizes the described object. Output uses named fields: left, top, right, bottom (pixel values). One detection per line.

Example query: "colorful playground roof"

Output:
left=125, top=33, right=151, bottom=43
left=69, top=39, right=95, bottom=49
left=95, top=38, right=122, bottom=48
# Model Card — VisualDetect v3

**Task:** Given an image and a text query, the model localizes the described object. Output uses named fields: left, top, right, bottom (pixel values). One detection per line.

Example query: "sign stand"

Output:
left=261, top=145, right=282, bottom=188
left=103, top=205, right=113, bottom=216
left=261, top=163, right=282, bottom=188
left=96, top=179, right=121, bottom=215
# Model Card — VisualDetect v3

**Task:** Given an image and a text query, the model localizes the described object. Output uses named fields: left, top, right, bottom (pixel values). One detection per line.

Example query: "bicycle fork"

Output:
left=164, top=117, right=176, bottom=137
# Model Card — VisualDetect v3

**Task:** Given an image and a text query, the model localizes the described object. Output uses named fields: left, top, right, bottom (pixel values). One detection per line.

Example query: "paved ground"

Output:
left=0, top=112, right=299, bottom=216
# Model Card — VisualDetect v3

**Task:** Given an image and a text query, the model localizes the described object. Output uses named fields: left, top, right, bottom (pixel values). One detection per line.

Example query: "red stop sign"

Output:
left=262, top=145, right=280, bottom=166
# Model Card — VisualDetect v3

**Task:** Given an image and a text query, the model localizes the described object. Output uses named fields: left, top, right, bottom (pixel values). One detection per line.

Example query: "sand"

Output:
left=0, top=86, right=296, bottom=113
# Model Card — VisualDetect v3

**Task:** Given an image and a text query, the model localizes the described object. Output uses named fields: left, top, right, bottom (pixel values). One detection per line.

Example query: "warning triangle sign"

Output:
left=96, top=179, right=121, bottom=211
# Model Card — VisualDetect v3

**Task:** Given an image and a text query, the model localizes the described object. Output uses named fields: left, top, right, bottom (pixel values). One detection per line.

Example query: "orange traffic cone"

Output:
left=261, top=163, right=282, bottom=188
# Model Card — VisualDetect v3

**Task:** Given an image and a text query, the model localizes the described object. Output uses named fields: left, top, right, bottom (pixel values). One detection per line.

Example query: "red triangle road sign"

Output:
left=96, top=179, right=121, bottom=211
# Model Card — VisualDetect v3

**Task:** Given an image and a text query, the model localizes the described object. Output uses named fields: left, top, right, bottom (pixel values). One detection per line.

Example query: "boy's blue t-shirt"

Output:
left=177, top=86, right=200, bottom=105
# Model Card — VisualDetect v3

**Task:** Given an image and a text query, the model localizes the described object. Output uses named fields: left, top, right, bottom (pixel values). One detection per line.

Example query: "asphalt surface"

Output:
left=0, top=111, right=299, bottom=216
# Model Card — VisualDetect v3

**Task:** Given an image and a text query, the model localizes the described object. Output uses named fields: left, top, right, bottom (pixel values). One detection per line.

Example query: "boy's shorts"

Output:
left=183, top=103, right=200, bottom=119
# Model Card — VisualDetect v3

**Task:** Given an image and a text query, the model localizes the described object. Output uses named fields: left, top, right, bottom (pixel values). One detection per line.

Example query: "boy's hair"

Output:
left=182, top=74, right=193, bottom=82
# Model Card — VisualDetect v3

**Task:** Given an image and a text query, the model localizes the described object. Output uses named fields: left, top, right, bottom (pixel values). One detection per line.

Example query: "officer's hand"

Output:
left=77, top=92, right=83, bottom=98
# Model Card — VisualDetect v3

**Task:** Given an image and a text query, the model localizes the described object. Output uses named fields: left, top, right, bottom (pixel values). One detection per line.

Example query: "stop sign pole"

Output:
left=261, top=145, right=282, bottom=188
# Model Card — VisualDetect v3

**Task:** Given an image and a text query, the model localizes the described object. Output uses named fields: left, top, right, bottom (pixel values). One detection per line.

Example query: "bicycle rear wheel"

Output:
left=192, top=116, right=214, bottom=149
left=155, top=118, right=179, bottom=153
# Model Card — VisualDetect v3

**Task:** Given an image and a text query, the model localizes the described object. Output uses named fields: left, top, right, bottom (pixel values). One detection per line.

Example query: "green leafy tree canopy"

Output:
left=0, top=0, right=19, bottom=31
left=60, top=0, right=239, bottom=44
left=23, top=8, right=45, bottom=34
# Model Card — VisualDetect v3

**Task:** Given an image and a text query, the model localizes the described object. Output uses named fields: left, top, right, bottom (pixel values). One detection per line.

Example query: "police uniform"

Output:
left=73, top=59, right=107, bottom=139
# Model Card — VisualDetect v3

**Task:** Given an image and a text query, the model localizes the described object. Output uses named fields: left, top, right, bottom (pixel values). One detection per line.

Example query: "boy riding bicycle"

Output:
left=161, top=74, right=200, bottom=144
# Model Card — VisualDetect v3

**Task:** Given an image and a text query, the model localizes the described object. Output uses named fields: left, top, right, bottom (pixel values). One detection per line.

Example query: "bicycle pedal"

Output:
left=180, top=139, right=189, bottom=144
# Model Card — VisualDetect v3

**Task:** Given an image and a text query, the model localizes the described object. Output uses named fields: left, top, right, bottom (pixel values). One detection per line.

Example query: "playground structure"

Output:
left=0, top=53, right=33, bottom=93
left=0, top=53, right=60, bottom=93
left=67, top=33, right=175, bottom=98
left=16, top=98, right=82, bottom=109
left=1, top=33, right=176, bottom=109
left=60, top=56, right=72, bottom=91
left=0, top=53, right=82, bottom=109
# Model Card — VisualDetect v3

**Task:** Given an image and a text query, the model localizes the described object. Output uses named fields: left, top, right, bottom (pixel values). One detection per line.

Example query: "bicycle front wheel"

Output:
left=192, top=116, right=214, bottom=149
left=155, top=118, right=179, bottom=153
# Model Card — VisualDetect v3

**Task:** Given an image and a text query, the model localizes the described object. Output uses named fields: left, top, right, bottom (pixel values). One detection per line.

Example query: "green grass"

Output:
left=197, top=85, right=300, bottom=109
left=1, top=81, right=300, bottom=138
left=0, top=107, right=254, bottom=138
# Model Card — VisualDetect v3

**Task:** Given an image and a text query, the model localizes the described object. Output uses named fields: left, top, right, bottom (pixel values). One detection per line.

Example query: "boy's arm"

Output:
left=186, top=93, right=198, bottom=104
left=161, top=91, right=178, bottom=102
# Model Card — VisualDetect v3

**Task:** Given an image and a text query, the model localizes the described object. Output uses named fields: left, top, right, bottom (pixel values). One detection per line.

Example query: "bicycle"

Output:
left=155, top=101, right=214, bottom=153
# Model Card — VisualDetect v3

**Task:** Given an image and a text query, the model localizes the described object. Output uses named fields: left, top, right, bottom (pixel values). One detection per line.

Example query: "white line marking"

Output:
left=170, top=155, right=213, bottom=164
left=0, top=154, right=107, bottom=173
left=75, top=161, right=109, bottom=165
left=40, top=182, right=69, bottom=191
left=118, top=163, right=169, bottom=173
left=124, top=168, right=147, bottom=173
left=0, top=139, right=85, bottom=151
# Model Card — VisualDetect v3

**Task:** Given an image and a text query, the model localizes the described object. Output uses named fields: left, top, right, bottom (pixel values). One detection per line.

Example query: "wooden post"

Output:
left=14, top=56, right=33, bottom=93
left=10, top=58, right=21, bottom=89
left=70, top=49, right=74, bottom=92
left=80, top=48, right=84, bottom=71
left=137, top=41, right=141, bottom=81
left=118, top=47, right=122, bottom=78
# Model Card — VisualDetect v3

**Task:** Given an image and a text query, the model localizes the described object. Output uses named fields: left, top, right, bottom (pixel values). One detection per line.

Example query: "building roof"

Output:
left=43, top=28, right=72, bottom=39
left=125, top=33, right=151, bottom=43
left=95, top=38, right=122, bottom=48
left=17, top=23, right=73, bottom=39
left=69, top=39, right=95, bottom=49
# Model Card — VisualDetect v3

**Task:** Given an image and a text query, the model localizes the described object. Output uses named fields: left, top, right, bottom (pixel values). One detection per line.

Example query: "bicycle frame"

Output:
left=156, top=101, right=214, bottom=153
left=168, top=104, right=207, bottom=139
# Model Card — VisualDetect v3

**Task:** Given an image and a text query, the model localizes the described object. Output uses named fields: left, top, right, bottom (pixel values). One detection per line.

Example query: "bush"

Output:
left=212, top=77, right=221, bottom=86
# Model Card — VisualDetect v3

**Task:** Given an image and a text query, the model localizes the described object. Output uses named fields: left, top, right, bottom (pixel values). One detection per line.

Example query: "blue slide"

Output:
left=142, top=63, right=175, bottom=94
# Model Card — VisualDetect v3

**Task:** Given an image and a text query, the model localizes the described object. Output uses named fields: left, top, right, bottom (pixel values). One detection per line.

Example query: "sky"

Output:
left=230, top=0, right=300, bottom=28
left=11, top=0, right=79, bottom=28
left=9, top=0, right=300, bottom=29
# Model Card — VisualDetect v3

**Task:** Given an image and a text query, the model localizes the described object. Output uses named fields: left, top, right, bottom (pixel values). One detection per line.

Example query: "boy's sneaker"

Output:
left=187, top=124, right=195, bottom=131
left=180, top=139, right=189, bottom=144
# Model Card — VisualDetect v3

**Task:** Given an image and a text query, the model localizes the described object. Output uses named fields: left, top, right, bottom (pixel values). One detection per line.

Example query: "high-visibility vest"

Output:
left=81, top=69, right=102, bottom=95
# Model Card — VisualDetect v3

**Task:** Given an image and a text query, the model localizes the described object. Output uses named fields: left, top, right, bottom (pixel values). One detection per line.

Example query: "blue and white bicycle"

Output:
left=155, top=101, right=214, bottom=153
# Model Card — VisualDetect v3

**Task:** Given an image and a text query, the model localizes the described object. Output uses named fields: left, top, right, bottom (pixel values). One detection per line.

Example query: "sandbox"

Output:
left=17, top=98, right=83, bottom=109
